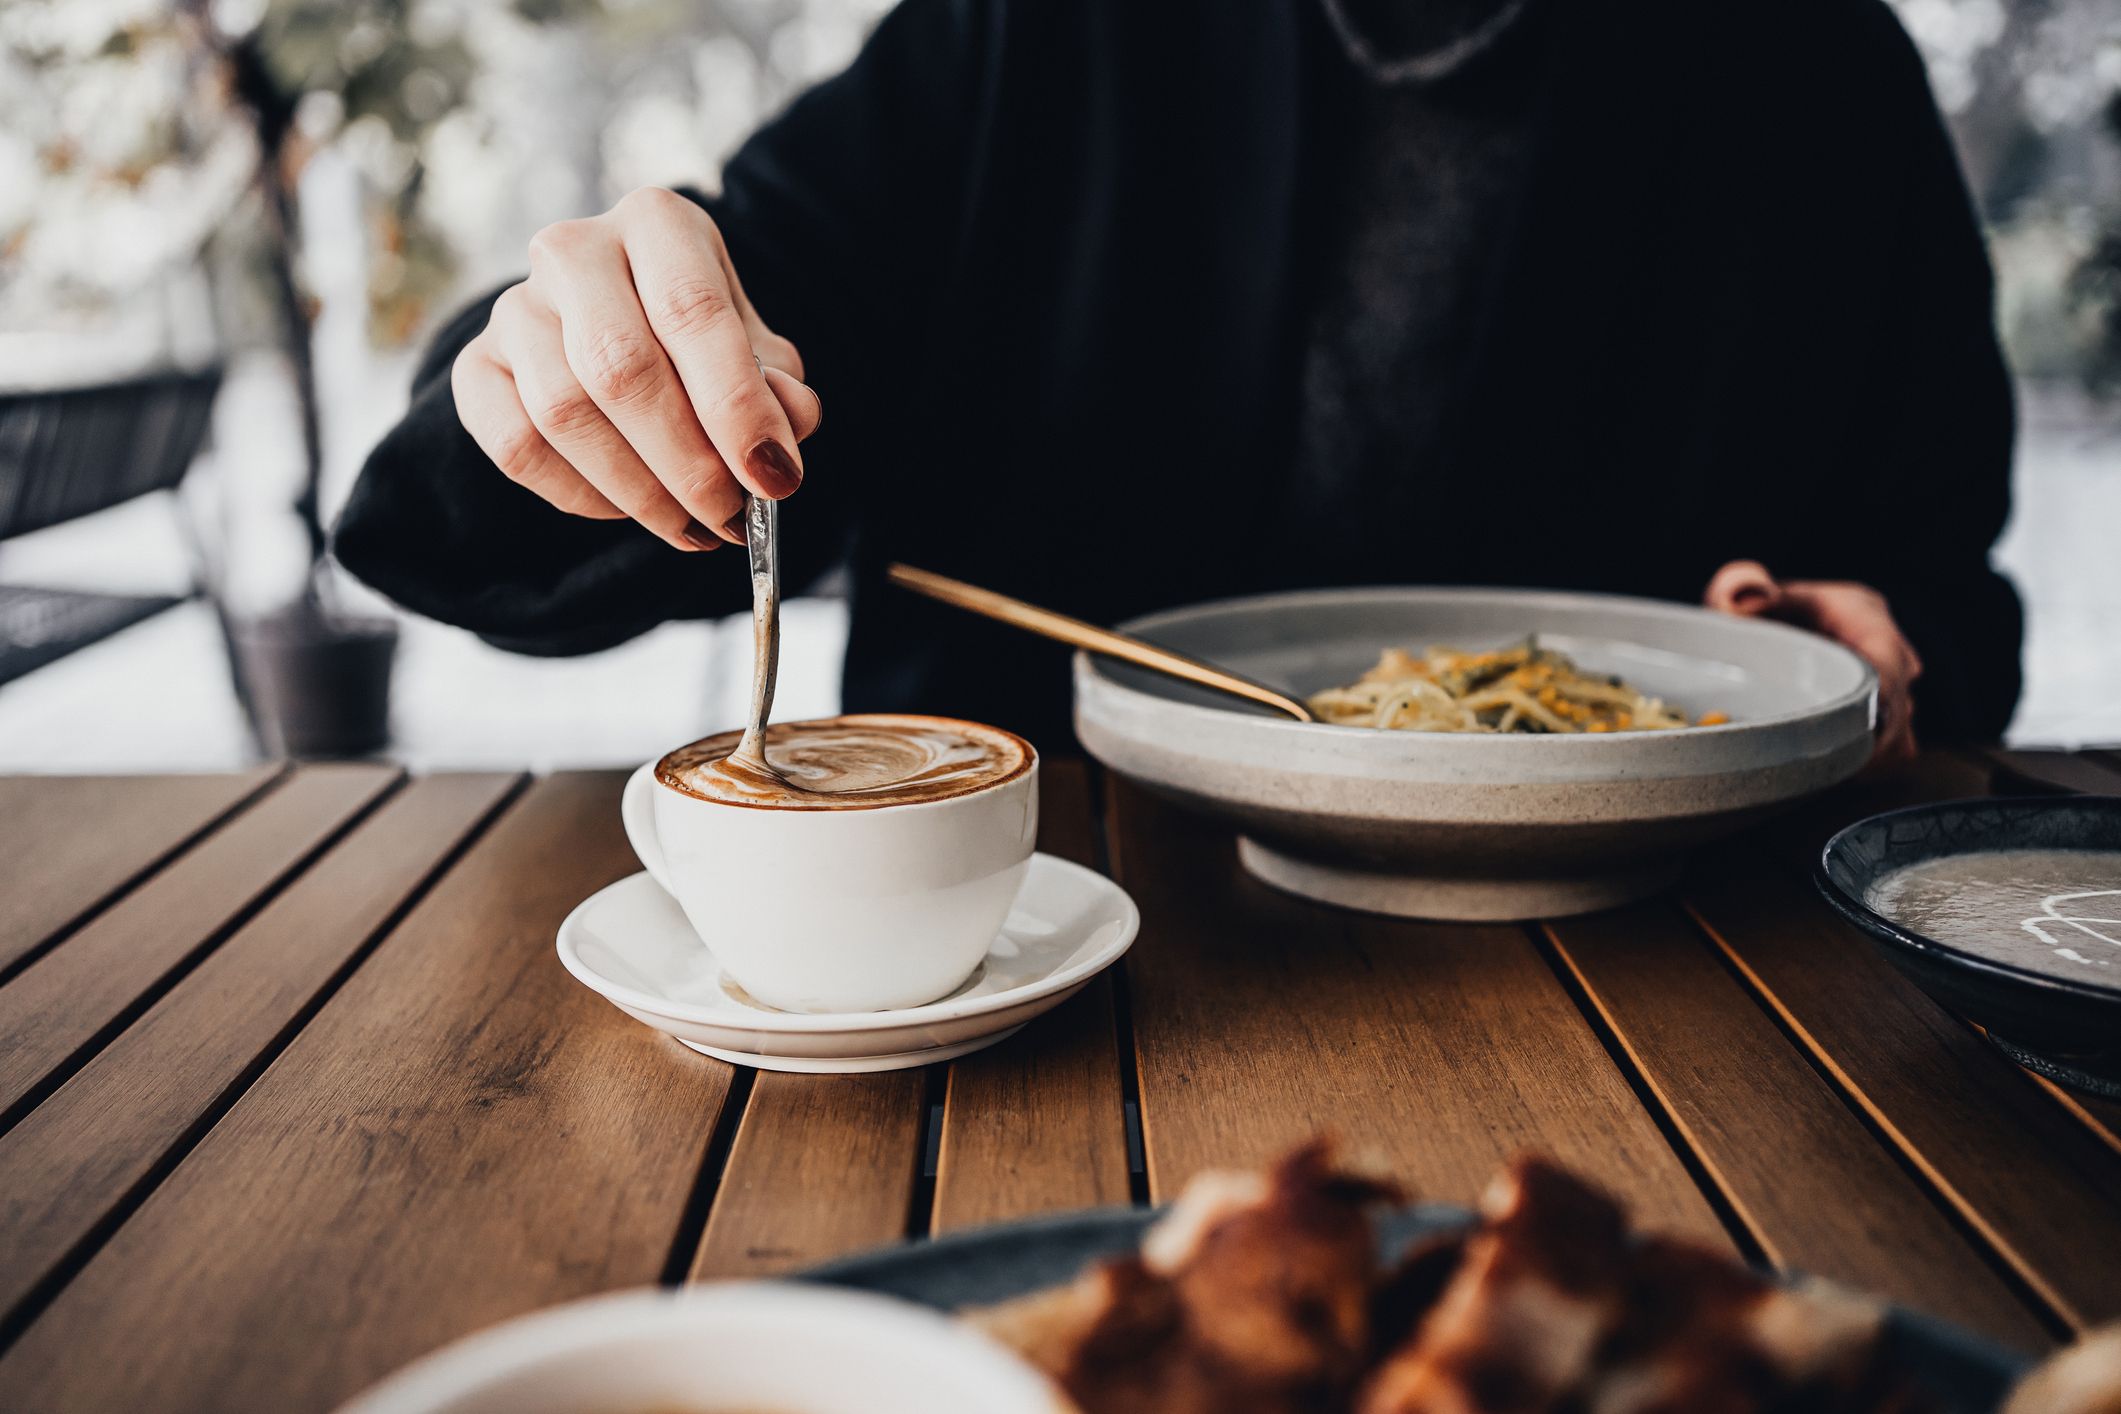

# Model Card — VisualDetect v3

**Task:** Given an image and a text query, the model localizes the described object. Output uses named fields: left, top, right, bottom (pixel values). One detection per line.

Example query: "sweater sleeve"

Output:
left=1820, top=2, right=2024, bottom=742
left=332, top=0, right=994, bottom=655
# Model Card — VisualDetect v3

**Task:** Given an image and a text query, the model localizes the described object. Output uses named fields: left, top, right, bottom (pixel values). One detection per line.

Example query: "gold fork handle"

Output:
left=885, top=563, right=1315, bottom=723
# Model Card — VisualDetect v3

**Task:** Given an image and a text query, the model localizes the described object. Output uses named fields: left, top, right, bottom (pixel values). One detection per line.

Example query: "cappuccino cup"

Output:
left=621, top=713, right=1038, bottom=1013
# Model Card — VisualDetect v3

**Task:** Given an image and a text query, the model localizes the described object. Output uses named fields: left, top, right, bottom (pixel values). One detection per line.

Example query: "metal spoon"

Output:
left=729, top=493, right=781, bottom=771
left=886, top=563, right=1315, bottom=722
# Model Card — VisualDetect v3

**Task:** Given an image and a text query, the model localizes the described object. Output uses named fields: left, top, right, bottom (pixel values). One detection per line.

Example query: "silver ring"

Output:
left=753, top=353, right=764, bottom=376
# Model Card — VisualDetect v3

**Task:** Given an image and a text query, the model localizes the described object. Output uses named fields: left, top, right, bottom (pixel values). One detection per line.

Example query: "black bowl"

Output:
left=1816, top=796, right=2121, bottom=1098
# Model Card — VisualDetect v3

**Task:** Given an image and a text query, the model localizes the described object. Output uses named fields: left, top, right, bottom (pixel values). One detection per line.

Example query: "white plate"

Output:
left=557, top=852, right=1138, bottom=1072
left=336, top=1283, right=1069, bottom=1413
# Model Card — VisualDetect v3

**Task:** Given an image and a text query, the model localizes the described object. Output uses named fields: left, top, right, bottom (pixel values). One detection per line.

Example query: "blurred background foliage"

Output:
left=0, top=0, right=2113, bottom=388
left=1894, top=0, right=2121, bottom=390
left=0, top=0, right=2114, bottom=762
left=0, top=0, right=891, bottom=362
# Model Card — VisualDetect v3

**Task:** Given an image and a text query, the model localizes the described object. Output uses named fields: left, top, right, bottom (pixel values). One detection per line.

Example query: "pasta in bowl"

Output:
left=1074, top=587, right=1875, bottom=921
left=1308, top=639, right=1727, bottom=734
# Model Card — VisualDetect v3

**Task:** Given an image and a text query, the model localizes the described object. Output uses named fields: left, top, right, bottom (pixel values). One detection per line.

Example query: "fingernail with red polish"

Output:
left=721, top=510, right=748, bottom=544
left=680, top=520, right=721, bottom=551
left=746, top=440, right=803, bottom=497
left=1732, top=586, right=1769, bottom=609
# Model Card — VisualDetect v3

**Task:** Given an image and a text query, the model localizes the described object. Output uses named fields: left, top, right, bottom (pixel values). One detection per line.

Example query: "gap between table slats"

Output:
left=1543, top=903, right=2055, bottom=1349
left=687, top=758, right=1132, bottom=1275
left=0, top=766, right=283, bottom=980
left=0, top=763, right=402, bottom=1130
left=0, top=772, right=730, bottom=1414
left=0, top=772, right=524, bottom=1345
left=1106, top=777, right=1733, bottom=1248
left=1970, top=748, right=2121, bottom=1160
left=2027, top=1073, right=2121, bottom=1158
left=1978, top=746, right=2121, bottom=798
left=932, top=759, right=1133, bottom=1233
left=1682, top=754, right=2121, bottom=1330
left=688, top=1070, right=928, bottom=1279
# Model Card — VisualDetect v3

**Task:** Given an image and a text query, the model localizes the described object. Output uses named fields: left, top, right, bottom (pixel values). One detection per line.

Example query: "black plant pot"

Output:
left=233, top=601, right=398, bottom=759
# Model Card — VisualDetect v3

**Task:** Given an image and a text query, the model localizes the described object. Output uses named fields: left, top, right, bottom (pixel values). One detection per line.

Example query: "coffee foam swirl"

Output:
left=657, top=714, right=1032, bottom=810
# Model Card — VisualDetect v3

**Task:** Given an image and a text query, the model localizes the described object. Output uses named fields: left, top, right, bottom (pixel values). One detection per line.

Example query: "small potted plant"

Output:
left=112, top=0, right=599, bottom=756
left=217, top=0, right=627, bottom=756
left=213, top=3, right=416, bottom=758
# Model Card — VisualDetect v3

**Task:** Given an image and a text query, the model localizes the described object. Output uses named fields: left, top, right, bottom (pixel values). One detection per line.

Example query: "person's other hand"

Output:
left=1703, top=560, right=1923, bottom=765
left=451, top=186, right=824, bottom=552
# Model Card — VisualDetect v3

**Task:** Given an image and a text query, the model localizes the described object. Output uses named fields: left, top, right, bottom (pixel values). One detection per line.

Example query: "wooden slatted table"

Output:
left=4, top=749, right=2121, bottom=1410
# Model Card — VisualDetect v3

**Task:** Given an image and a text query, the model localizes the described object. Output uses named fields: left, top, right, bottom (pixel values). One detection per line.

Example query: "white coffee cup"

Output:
left=621, top=714, right=1039, bottom=1013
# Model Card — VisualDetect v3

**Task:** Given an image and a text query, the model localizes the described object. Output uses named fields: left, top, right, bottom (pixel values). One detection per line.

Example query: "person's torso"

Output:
left=834, top=0, right=1908, bottom=749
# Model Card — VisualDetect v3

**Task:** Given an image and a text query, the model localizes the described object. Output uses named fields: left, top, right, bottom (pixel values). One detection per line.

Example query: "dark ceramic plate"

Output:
left=1817, top=796, right=2121, bottom=1097
left=800, top=1205, right=2030, bottom=1413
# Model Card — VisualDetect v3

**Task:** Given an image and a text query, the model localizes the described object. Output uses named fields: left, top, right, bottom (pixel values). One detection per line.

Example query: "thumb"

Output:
left=762, top=365, right=822, bottom=441
left=1704, top=560, right=1781, bottom=616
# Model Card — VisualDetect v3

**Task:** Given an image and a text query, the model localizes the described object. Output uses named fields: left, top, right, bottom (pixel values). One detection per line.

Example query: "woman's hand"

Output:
left=1704, top=560, right=1923, bottom=765
left=450, top=186, right=824, bottom=552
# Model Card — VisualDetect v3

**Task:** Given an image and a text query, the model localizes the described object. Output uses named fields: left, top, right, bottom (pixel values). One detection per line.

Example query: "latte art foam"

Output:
left=657, top=714, right=1032, bottom=809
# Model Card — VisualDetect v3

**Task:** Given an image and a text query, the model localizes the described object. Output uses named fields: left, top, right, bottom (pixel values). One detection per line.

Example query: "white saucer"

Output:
left=556, top=853, right=1139, bottom=1073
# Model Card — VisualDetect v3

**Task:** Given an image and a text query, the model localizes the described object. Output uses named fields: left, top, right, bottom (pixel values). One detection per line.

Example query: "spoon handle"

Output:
left=732, top=494, right=781, bottom=767
left=885, top=563, right=1315, bottom=723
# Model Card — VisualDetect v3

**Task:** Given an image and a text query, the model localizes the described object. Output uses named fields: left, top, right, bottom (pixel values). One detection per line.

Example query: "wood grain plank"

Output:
left=2026, top=1074, right=2121, bottom=1160
left=0, top=768, right=280, bottom=976
left=0, top=773, right=521, bottom=1327
left=0, top=773, right=734, bottom=1414
left=1964, top=749, right=2121, bottom=1158
left=1546, top=903, right=2052, bottom=1350
left=933, top=982, right=1130, bottom=1232
left=1780, top=752, right=2121, bottom=1226
left=933, top=759, right=1131, bottom=1231
left=1110, top=782, right=1730, bottom=1246
left=0, top=764, right=399, bottom=1122
left=1772, top=753, right=1997, bottom=869
left=1978, top=748, right=2121, bottom=798
left=1686, top=855, right=2121, bottom=1330
left=690, top=1071, right=925, bottom=1278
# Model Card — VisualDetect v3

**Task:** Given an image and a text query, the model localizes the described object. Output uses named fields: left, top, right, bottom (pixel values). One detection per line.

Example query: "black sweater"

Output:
left=336, top=0, right=2023, bottom=752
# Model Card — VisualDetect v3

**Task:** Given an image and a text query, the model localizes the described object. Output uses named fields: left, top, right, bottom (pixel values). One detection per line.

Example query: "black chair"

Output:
left=0, top=368, right=222, bottom=685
